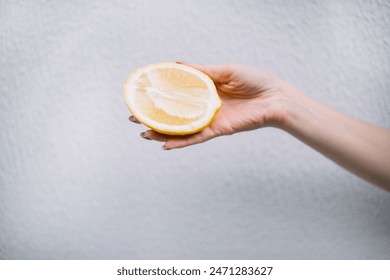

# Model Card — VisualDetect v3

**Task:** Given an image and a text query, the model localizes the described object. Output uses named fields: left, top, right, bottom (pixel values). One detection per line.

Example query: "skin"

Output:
left=130, top=62, right=390, bottom=191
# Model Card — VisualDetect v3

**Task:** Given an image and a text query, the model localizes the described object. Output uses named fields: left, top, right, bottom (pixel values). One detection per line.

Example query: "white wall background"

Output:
left=1, top=0, right=390, bottom=259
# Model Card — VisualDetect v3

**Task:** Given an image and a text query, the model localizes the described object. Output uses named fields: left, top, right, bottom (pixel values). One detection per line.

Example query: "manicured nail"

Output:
left=140, top=132, right=150, bottom=140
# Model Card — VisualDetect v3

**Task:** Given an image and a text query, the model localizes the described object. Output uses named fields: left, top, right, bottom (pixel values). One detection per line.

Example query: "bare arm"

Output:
left=280, top=82, right=390, bottom=190
left=132, top=63, right=390, bottom=191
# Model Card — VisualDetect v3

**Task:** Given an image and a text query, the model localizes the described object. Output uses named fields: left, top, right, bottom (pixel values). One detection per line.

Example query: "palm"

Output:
left=206, top=92, right=269, bottom=137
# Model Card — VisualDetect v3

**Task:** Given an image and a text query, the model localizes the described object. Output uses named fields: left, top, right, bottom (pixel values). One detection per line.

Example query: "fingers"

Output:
left=140, top=130, right=169, bottom=142
left=177, top=62, right=231, bottom=83
left=168, top=128, right=217, bottom=149
left=132, top=117, right=216, bottom=149
left=128, top=115, right=140, bottom=124
left=140, top=127, right=217, bottom=150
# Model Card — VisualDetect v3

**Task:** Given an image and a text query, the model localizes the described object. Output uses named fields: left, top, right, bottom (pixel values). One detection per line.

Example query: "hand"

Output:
left=129, top=62, right=390, bottom=189
left=130, top=63, right=289, bottom=150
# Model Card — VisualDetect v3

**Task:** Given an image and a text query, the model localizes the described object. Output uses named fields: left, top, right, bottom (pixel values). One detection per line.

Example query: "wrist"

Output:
left=264, top=80, right=307, bottom=130
left=275, top=81, right=325, bottom=137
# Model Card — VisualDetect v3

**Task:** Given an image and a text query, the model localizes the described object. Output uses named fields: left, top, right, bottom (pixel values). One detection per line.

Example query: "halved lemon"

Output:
left=123, top=62, right=221, bottom=135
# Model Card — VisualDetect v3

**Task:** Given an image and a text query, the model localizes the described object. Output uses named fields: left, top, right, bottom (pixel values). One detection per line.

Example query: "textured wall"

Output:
left=1, top=0, right=390, bottom=259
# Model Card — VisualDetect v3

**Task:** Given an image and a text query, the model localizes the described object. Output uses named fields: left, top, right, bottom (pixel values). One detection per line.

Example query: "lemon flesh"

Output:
left=123, top=63, right=221, bottom=135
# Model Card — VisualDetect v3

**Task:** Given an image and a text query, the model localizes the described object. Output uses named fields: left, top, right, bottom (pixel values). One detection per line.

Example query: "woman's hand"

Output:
left=130, top=62, right=289, bottom=150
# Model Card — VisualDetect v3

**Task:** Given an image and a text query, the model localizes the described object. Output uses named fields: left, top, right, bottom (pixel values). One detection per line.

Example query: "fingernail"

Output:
left=140, top=132, right=150, bottom=140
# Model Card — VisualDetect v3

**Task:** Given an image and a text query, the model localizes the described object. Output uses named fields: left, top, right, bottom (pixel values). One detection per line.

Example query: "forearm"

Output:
left=278, top=82, right=390, bottom=191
